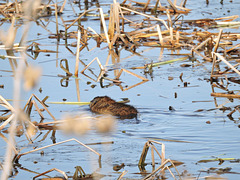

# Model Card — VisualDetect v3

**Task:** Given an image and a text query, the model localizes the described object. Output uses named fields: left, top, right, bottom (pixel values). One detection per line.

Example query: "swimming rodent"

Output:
left=89, top=96, right=138, bottom=119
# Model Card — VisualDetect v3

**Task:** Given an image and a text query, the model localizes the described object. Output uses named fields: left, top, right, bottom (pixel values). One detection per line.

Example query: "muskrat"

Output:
left=89, top=96, right=138, bottom=119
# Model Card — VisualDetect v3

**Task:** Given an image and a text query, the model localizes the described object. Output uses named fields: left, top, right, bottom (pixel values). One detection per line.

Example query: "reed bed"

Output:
left=0, top=0, right=240, bottom=179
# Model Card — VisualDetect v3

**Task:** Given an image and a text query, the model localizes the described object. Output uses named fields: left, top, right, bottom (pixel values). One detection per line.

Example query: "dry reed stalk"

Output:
left=116, top=69, right=149, bottom=81
left=157, top=25, right=163, bottom=45
left=150, top=143, right=155, bottom=167
left=120, top=6, right=169, bottom=30
left=73, top=166, right=90, bottom=179
left=0, top=133, right=18, bottom=154
left=139, top=142, right=149, bottom=167
left=0, top=114, right=15, bottom=131
left=81, top=57, right=104, bottom=72
left=74, top=30, right=81, bottom=77
left=176, top=31, right=180, bottom=44
left=194, top=37, right=212, bottom=51
left=75, top=79, right=80, bottom=102
left=166, top=166, right=175, bottom=178
left=119, top=33, right=129, bottom=46
left=143, top=159, right=168, bottom=179
left=117, top=3, right=135, bottom=26
left=166, top=9, right=172, bottom=28
left=60, top=16, right=66, bottom=28
left=143, top=0, right=151, bottom=11
left=213, top=52, right=240, bottom=76
left=86, top=141, right=114, bottom=145
left=0, top=7, right=33, bottom=173
left=1, top=53, right=25, bottom=180
left=59, top=0, right=67, bottom=13
left=158, top=0, right=162, bottom=7
left=181, top=0, right=188, bottom=7
left=54, top=3, right=59, bottom=37
left=143, top=158, right=182, bottom=180
left=149, top=145, right=162, bottom=166
left=117, top=170, right=128, bottom=180
left=31, top=100, right=44, bottom=119
left=227, top=106, right=240, bottom=117
left=213, top=29, right=223, bottom=53
left=14, top=0, right=19, bottom=14
left=33, top=168, right=68, bottom=180
left=37, top=120, right=66, bottom=126
left=15, top=138, right=101, bottom=162
left=81, top=72, right=98, bottom=82
left=114, top=2, right=120, bottom=34
left=0, top=95, right=15, bottom=111
left=174, top=4, right=190, bottom=11
left=60, top=59, right=72, bottom=76
left=23, top=94, right=56, bottom=121
left=222, top=62, right=240, bottom=74
left=139, top=140, right=166, bottom=169
left=66, top=8, right=99, bottom=30
left=214, top=15, right=239, bottom=22
left=192, top=49, right=212, bottom=61
left=33, top=20, right=52, bottom=34
left=0, top=115, right=12, bottom=121
left=127, top=0, right=147, bottom=6
left=132, top=30, right=172, bottom=38
left=0, top=16, right=16, bottom=49
left=105, top=50, right=112, bottom=66
left=211, top=82, right=228, bottom=91
left=211, top=93, right=240, bottom=99
left=0, top=55, right=20, bottom=59
left=109, top=33, right=119, bottom=48
left=226, top=43, right=240, bottom=53
left=32, top=94, right=55, bottom=120
left=108, top=5, right=115, bottom=41
left=82, top=29, right=88, bottom=44
left=23, top=95, right=34, bottom=115
left=129, top=25, right=161, bottom=36
left=150, top=140, right=165, bottom=164
left=37, top=130, right=51, bottom=142
left=170, top=27, right=174, bottom=44
left=99, top=8, right=111, bottom=48
left=153, top=0, right=160, bottom=13
left=167, top=0, right=178, bottom=12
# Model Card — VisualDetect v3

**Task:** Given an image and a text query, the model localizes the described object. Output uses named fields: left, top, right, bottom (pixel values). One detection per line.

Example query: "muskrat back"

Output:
left=90, top=96, right=138, bottom=119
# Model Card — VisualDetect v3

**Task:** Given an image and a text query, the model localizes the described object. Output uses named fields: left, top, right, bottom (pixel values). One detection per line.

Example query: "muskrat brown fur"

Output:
left=89, top=96, right=138, bottom=119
